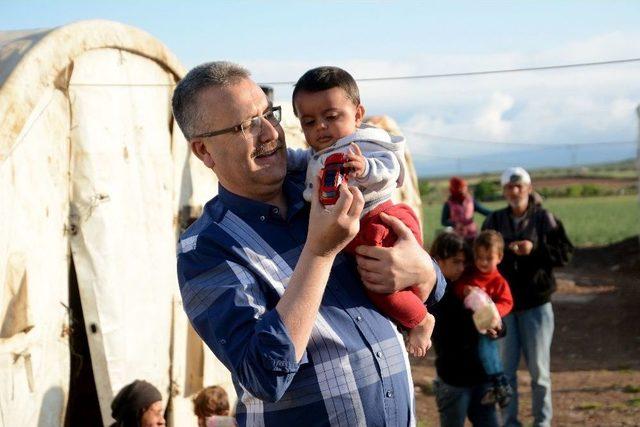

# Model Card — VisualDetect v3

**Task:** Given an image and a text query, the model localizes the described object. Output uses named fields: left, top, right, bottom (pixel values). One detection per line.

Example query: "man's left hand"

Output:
left=509, top=239, right=533, bottom=256
left=354, top=213, right=435, bottom=301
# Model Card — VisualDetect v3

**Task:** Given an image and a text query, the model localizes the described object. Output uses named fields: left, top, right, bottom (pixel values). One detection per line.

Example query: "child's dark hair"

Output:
left=430, top=231, right=470, bottom=261
left=192, top=385, right=230, bottom=418
left=473, top=230, right=504, bottom=256
left=292, top=66, right=360, bottom=116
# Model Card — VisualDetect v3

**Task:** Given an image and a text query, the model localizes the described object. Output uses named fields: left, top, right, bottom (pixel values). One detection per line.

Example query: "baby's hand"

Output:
left=345, top=143, right=366, bottom=178
left=485, top=319, right=503, bottom=338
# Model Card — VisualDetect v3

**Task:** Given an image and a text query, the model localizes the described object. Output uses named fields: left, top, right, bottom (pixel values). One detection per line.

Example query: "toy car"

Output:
left=319, top=153, right=351, bottom=205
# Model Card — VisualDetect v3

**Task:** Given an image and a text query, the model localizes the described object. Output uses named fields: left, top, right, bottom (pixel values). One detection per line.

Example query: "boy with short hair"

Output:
left=192, top=385, right=236, bottom=427
left=455, top=229, right=514, bottom=407
left=287, top=66, right=434, bottom=357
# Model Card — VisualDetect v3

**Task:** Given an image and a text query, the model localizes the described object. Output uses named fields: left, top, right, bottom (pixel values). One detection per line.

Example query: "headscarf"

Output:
left=111, top=380, right=162, bottom=427
left=449, top=176, right=467, bottom=203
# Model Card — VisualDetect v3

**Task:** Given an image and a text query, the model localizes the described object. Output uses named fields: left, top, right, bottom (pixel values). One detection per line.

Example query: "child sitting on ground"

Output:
left=454, top=230, right=514, bottom=407
left=454, top=230, right=513, bottom=408
left=287, top=66, right=434, bottom=357
left=192, top=385, right=236, bottom=427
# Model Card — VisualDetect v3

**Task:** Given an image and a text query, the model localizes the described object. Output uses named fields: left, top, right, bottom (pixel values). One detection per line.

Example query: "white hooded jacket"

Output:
left=287, top=124, right=406, bottom=213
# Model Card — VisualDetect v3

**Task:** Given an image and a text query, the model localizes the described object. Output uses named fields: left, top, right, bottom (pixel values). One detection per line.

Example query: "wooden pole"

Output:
left=637, top=105, right=640, bottom=245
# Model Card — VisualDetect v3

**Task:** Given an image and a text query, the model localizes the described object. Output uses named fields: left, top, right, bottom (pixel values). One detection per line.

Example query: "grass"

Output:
left=574, top=402, right=603, bottom=411
left=626, top=398, right=640, bottom=407
left=422, top=195, right=640, bottom=247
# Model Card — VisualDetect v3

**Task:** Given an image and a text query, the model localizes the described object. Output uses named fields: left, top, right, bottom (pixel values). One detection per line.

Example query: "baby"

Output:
left=454, top=230, right=514, bottom=407
left=287, top=66, right=434, bottom=357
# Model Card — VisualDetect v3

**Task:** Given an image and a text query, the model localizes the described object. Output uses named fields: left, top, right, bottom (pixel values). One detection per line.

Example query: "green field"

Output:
left=422, top=195, right=640, bottom=247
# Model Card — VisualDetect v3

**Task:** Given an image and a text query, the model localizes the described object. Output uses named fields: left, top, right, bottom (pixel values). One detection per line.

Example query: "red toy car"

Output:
left=319, top=153, right=351, bottom=205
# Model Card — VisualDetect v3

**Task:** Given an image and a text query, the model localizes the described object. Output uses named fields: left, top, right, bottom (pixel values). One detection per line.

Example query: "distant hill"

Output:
left=422, top=157, right=637, bottom=182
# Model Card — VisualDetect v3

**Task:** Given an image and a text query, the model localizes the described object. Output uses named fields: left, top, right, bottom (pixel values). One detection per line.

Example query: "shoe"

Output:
left=494, top=381, right=514, bottom=408
left=480, top=387, right=496, bottom=405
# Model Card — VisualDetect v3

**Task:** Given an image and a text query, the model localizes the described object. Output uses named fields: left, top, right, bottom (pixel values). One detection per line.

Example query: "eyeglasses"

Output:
left=191, top=106, right=282, bottom=140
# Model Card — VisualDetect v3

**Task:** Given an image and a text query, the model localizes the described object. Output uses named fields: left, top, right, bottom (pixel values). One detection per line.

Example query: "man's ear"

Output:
left=355, top=104, right=366, bottom=127
left=190, top=139, right=215, bottom=168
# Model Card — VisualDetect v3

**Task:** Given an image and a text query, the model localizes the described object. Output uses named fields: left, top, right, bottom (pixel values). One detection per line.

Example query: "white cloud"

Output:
left=474, top=93, right=514, bottom=139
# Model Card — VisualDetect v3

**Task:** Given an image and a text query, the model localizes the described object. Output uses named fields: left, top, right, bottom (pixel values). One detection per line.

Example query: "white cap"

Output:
left=500, top=167, right=531, bottom=187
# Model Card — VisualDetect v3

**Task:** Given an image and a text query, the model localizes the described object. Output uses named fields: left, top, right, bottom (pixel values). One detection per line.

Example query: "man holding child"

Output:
left=173, top=61, right=445, bottom=426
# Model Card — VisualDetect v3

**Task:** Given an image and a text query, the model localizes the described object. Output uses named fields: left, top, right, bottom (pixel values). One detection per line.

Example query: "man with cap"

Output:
left=111, top=379, right=165, bottom=426
left=482, top=167, right=570, bottom=427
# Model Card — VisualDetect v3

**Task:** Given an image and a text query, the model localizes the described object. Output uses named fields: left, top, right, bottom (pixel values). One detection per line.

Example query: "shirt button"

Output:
left=386, top=390, right=393, bottom=398
left=219, top=339, right=226, bottom=345
left=259, top=215, right=266, bottom=221
left=376, top=351, right=382, bottom=358
left=355, top=316, right=362, bottom=321
left=272, top=207, right=279, bottom=214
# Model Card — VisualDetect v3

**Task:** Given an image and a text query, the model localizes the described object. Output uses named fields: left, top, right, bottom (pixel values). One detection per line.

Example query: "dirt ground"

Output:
left=411, top=237, right=640, bottom=426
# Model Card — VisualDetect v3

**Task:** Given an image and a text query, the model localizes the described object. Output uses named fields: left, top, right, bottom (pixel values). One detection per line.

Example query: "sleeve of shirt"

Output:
left=441, top=202, right=453, bottom=227
left=355, top=150, right=400, bottom=189
left=286, top=147, right=311, bottom=172
left=178, top=250, right=306, bottom=402
left=451, top=277, right=468, bottom=302
left=425, top=256, right=447, bottom=307
left=473, top=198, right=492, bottom=216
left=493, top=275, right=514, bottom=317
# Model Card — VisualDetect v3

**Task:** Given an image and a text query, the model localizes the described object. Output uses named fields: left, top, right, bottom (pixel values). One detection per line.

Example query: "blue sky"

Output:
left=2, top=0, right=639, bottom=176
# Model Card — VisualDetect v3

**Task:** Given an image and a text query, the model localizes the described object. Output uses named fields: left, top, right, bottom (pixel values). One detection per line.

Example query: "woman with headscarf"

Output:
left=441, top=177, right=491, bottom=242
left=110, top=379, right=165, bottom=427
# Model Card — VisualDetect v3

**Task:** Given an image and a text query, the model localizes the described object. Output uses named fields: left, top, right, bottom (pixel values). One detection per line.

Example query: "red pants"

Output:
left=345, top=201, right=427, bottom=329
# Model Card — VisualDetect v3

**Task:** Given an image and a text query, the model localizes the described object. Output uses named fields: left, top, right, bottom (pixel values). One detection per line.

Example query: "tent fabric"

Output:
left=0, top=20, right=225, bottom=427
left=0, top=20, right=184, bottom=163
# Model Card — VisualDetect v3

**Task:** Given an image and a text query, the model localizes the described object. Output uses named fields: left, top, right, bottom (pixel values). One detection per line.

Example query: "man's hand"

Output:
left=354, top=213, right=436, bottom=301
left=307, top=178, right=364, bottom=258
left=509, top=240, right=533, bottom=256
left=278, top=177, right=363, bottom=361
left=344, top=143, right=367, bottom=178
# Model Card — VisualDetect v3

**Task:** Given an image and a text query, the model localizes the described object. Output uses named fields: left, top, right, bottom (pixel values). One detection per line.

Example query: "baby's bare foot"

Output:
left=407, top=313, right=435, bottom=358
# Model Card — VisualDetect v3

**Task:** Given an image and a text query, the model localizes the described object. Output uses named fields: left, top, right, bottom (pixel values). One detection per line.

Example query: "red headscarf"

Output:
left=449, top=176, right=467, bottom=203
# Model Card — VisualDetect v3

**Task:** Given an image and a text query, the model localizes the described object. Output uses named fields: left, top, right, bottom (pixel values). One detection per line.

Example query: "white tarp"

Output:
left=0, top=20, right=230, bottom=427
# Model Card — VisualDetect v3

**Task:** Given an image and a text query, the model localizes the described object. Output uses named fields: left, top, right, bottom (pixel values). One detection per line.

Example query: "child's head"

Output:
left=473, top=230, right=504, bottom=274
left=193, top=385, right=230, bottom=425
left=430, top=232, right=470, bottom=282
left=292, top=66, right=365, bottom=151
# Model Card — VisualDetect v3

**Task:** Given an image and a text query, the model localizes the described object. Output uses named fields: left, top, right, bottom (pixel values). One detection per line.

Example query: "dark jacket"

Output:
left=482, top=196, right=570, bottom=311
left=432, top=287, right=489, bottom=387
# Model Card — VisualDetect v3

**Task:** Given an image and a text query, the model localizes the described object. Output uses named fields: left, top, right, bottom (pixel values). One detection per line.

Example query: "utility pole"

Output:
left=636, top=106, right=639, bottom=245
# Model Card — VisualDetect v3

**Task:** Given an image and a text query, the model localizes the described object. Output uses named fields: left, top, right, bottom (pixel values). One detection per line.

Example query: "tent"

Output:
left=0, top=20, right=231, bottom=426
left=0, top=19, right=424, bottom=427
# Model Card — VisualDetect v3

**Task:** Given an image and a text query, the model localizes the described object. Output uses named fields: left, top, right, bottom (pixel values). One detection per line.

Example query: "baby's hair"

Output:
left=192, top=385, right=230, bottom=418
left=292, top=66, right=360, bottom=116
left=430, top=231, right=470, bottom=261
left=473, top=230, right=504, bottom=256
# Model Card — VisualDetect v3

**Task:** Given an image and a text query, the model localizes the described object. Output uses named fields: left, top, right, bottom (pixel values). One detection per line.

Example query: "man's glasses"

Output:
left=191, top=106, right=282, bottom=140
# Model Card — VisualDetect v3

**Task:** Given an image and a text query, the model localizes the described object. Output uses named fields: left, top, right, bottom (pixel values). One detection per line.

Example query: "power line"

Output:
left=259, top=57, right=640, bottom=86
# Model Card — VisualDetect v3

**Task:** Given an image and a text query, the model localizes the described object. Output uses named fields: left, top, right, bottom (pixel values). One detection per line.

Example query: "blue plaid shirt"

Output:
left=177, top=171, right=446, bottom=427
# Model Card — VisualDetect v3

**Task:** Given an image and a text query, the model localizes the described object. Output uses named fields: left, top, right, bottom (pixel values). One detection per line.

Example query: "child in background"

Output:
left=455, top=230, right=514, bottom=407
left=441, top=176, right=491, bottom=242
left=192, top=385, right=236, bottom=427
left=287, top=66, right=434, bottom=357
left=430, top=232, right=500, bottom=427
